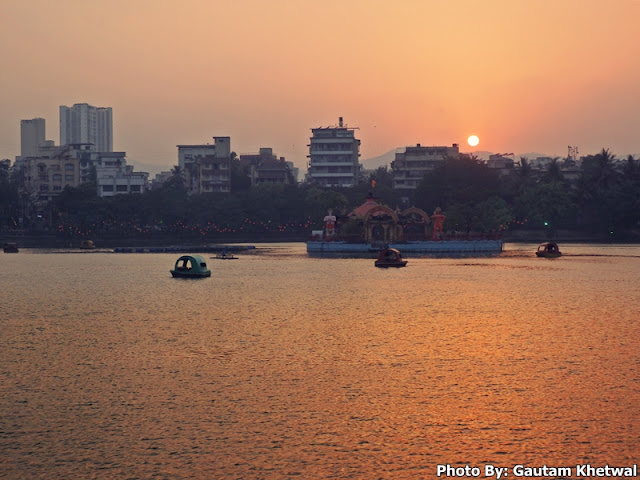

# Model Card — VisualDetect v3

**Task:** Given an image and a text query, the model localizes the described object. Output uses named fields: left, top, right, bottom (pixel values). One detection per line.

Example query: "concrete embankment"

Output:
left=0, top=232, right=308, bottom=249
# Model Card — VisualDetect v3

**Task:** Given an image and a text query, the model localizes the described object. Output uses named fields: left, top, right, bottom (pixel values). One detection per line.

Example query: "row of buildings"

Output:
left=13, top=106, right=575, bottom=206
left=14, top=103, right=301, bottom=203
left=17, top=105, right=145, bottom=203
left=174, top=141, right=299, bottom=194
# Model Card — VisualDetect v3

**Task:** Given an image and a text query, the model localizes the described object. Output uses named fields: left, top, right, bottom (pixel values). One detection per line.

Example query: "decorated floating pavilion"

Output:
left=307, top=193, right=503, bottom=254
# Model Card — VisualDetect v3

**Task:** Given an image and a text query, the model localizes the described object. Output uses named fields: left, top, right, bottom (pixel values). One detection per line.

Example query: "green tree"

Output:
left=0, top=160, right=20, bottom=227
left=581, top=148, right=618, bottom=190
left=621, top=154, right=640, bottom=182
left=414, top=155, right=501, bottom=212
left=304, top=187, right=348, bottom=225
left=515, top=182, right=577, bottom=237
left=56, top=183, right=100, bottom=213
left=230, top=155, right=251, bottom=191
left=368, top=166, right=393, bottom=188
left=164, top=165, right=187, bottom=194
left=576, top=148, right=620, bottom=231
left=502, top=157, right=536, bottom=201
left=542, top=157, right=564, bottom=184
left=473, top=196, right=514, bottom=233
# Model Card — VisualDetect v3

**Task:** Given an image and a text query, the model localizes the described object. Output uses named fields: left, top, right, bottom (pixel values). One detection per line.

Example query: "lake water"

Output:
left=1, top=243, right=639, bottom=479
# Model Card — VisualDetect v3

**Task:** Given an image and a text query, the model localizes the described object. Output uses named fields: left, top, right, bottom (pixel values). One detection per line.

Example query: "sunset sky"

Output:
left=2, top=0, right=639, bottom=174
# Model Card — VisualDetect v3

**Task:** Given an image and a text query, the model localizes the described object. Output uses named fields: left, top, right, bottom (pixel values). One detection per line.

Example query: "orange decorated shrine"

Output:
left=341, top=193, right=432, bottom=246
left=309, top=193, right=503, bottom=254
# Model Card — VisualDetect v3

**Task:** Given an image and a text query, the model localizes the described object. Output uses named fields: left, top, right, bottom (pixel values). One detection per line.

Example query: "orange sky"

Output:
left=1, top=0, right=639, bottom=174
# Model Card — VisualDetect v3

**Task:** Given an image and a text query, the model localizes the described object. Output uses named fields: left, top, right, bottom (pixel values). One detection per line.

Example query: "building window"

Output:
left=40, top=184, right=49, bottom=191
left=65, top=163, right=74, bottom=171
left=130, top=185, right=141, bottom=192
left=53, top=185, right=62, bottom=191
left=53, top=174, right=62, bottom=181
left=116, top=185, right=128, bottom=192
left=65, top=175, right=74, bottom=181
left=102, top=185, right=114, bottom=192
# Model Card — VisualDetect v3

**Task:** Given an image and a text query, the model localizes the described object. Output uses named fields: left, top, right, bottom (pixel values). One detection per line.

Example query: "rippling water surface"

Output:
left=1, top=243, right=639, bottom=479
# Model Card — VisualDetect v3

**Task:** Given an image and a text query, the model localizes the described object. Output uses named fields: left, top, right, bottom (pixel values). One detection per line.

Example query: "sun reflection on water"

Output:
left=1, top=244, right=639, bottom=478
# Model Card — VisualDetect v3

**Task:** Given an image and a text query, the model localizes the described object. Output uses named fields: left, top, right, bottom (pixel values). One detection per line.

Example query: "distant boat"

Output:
left=536, top=242, right=562, bottom=258
left=374, top=248, right=408, bottom=268
left=3, top=242, right=19, bottom=253
left=79, top=240, right=96, bottom=249
left=211, top=250, right=237, bottom=260
left=170, top=255, right=211, bottom=278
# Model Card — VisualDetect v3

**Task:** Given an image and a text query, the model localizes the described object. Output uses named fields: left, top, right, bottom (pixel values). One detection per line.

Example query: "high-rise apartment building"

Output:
left=20, top=118, right=46, bottom=157
left=306, top=117, right=361, bottom=187
left=60, top=103, right=113, bottom=152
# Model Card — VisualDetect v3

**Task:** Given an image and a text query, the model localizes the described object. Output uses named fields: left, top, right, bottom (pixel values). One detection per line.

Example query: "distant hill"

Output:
left=464, top=150, right=493, bottom=160
left=361, top=149, right=397, bottom=169
left=465, top=151, right=550, bottom=160
left=127, top=159, right=171, bottom=177
left=517, top=152, right=554, bottom=160
left=361, top=149, right=554, bottom=168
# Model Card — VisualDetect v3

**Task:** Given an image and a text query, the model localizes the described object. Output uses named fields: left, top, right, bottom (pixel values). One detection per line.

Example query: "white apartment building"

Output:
left=20, top=118, right=46, bottom=157
left=392, top=143, right=460, bottom=191
left=306, top=117, right=361, bottom=188
left=97, top=164, right=149, bottom=197
left=15, top=144, right=147, bottom=200
left=60, top=103, right=113, bottom=152
left=177, top=137, right=231, bottom=194
left=16, top=146, right=82, bottom=203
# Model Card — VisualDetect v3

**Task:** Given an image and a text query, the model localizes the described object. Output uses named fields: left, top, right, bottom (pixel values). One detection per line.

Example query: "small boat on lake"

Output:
left=536, top=242, right=562, bottom=258
left=212, top=250, right=237, bottom=260
left=79, top=240, right=96, bottom=249
left=375, top=248, right=408, bottom=268
left=3, top=242, right=19, bottom=253
left=170, top=254, right=211, bottom=278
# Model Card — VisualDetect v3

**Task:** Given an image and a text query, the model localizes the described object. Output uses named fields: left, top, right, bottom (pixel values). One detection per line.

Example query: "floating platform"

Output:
left=307, top=240, right=503, bottom=254
left=114, top=245, right=255, bottom=253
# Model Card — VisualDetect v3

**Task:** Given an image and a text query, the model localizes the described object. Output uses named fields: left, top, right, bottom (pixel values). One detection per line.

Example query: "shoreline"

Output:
left=3, top=229, right=640, bottom=249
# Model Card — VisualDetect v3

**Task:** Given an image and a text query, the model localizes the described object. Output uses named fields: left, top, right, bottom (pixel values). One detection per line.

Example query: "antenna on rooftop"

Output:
left=339, top=117, right=343, bottom=127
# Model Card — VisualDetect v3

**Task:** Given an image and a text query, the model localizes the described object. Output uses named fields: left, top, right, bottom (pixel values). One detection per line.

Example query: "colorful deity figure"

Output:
left=431, top=207, right=446, bottom=240
left=324, top=209, right=337, bottom=240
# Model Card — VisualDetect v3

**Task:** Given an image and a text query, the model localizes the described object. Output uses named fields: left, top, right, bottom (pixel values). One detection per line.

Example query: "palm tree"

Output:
left=543, top=157, right=564, bottom=184
left=591, top=148, right=618, bottom=189
left=575, top=148, right=619, bottom=230
left=514, top=157, right=535, bottom=192
left=165, top=165, right=186, bottom=192
left=621, top=154, right=639, bottom=181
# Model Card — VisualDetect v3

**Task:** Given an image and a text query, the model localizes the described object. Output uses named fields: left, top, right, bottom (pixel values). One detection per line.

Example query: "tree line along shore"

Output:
left=2, top=150, right=640, bottom=246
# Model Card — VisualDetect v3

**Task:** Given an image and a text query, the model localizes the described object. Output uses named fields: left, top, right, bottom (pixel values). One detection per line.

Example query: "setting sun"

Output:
left=467, top=135, right=480, bottom=147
